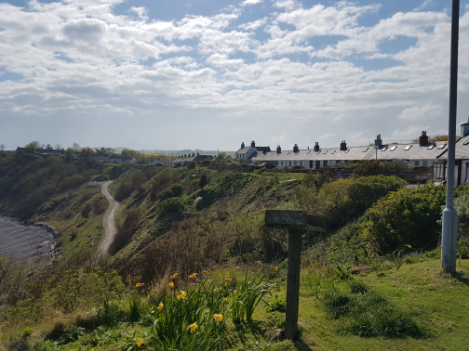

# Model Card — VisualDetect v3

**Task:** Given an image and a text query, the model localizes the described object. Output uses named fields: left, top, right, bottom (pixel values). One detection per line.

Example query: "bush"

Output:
left=319, top=175, right=406, bottom=228
left=159, top=197, right=185, bottom=215
left=187, top=161, right=196, bottom=169
left=111, top=208, right=142, bottom=253
left=362, top=185, right=447, bottom=253
left=109, top=166, right=123, bottom=180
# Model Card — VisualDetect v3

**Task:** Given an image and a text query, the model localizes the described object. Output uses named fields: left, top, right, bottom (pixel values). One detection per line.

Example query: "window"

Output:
left=405, top=145, right=412, bottom=151
left=427, top=145, right=435, bottom=150
left=306, top=150, right=311, bottom=154
left=289, top=161, right=292, bottom=167
left=423, top=161, right=428, bottom=166
left=381, top=146, right=388, bottom=151
left=390, top=146, right=397, bottom=151
left=438, top=143, right=447, bottom=149
left=287, top=152, right=291, bottom=155
left=331, top=150, right=336, bottom=154
left=363, top=147, right=369, bottom=152
left=414, top=161, right=420, bottom=166
left=464, top=139, right=469, bottom=146
left=345, top=149, right=350, bottom=153
left=323, top=161, right=327, bottom=167
left=323, top=150, right=328, bottom=154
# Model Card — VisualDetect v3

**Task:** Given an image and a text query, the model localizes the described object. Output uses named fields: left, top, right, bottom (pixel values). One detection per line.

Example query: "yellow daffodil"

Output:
left=177, top=291, right=187, bottom=300
left=272, top=266, right=279, bottom=271
left=169, top=282, right=174, bottom=288
left=221, top=293, right=224, bottom=296
left=136, top=283, right=145, bottom=288
left=149, top=307, right=154, bottom=312
left=225, top=278, right=232, bottom=282
left=255, top=261, right=262, bottom=265
left=188, top=322, right=198, bottom=333
left=157, top=302, right=163, bottom=310
left=213, top=314, right=223, bottom=322
left=203, top=270, right=209, bottom=274
left=189, top=273, right=198, bottom=279
left=136, top=339, right=147, bottom=347
left=170, top=273, right=178, bottom=280
left=406, top=244, right=412, bottom=248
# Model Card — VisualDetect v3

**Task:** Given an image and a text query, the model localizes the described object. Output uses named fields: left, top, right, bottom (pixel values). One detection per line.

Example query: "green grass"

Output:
left=7, top=260, right=469, bottom=351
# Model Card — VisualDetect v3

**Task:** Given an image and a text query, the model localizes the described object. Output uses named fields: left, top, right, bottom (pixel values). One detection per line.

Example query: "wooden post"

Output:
left=265, top=210, right=307, bottom=340
left=285, top=228, right=302, bottom=339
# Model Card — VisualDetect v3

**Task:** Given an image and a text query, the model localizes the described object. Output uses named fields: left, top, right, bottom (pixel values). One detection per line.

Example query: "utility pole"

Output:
left=441, top=0, right=460, bottom=273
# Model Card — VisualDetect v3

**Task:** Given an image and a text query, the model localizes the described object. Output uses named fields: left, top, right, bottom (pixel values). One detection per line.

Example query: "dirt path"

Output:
left=97, top=181, right=118, bottom=255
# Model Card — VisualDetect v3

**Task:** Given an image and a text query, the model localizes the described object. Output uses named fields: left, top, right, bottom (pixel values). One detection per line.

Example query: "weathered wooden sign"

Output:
left=265, top=210, right=307, bottom=230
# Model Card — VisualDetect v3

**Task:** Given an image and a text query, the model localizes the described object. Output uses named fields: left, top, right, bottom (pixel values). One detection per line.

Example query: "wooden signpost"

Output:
left=265, top=209, right=307, bottom=340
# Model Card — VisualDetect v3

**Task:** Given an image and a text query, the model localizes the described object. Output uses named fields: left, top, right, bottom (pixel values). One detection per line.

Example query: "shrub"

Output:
left=111, top=208, right=142, bottom=253
left=187, top=161, right=196, bottom=169
left=362, top=185, right=446, bottom=253
left=159, top=197, right=184, bottom=215
left=109, top=166, right=123, bottom=180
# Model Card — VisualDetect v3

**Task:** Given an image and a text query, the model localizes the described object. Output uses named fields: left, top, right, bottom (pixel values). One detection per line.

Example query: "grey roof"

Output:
left=251, top=142, right=448, bottom=163
left=437, top=134, right=469, bottom=160
left=172, top=154, right=213, bottom=164
left=108, top=156, right=135, bottom=162
left=236, top=146, right=255, bottom=155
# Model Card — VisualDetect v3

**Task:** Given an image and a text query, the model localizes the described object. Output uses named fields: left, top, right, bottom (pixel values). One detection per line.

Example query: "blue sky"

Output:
left=1, top=0, right=469, bottom=151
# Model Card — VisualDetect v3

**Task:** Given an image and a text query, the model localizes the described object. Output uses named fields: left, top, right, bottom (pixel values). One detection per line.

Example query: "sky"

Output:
left=1, top=0, right=469, bottom=151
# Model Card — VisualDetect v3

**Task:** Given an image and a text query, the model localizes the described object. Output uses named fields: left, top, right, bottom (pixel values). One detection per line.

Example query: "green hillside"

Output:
left=1, top=153, right=469, bottom=351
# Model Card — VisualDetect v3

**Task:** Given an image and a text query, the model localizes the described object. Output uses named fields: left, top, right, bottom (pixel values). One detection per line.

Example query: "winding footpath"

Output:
left=97, top=181, right=118, bottom=255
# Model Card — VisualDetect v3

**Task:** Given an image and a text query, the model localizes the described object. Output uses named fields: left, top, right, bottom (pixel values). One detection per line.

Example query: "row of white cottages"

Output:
left=236, top=120, right=469, bottom=186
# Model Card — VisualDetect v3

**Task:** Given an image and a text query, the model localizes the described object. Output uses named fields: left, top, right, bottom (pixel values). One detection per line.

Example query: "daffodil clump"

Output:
left=131, top=269, right=273, bottom=350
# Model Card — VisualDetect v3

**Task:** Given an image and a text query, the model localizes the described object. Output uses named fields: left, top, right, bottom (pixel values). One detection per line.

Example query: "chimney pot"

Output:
left=419, top=131, right=429, bottom=146
left=293, top=144, right=299, bottom=153
left=276, top=145, right=281, bottom=153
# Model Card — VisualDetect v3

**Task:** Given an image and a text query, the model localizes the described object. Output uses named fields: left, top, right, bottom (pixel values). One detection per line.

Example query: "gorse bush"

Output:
left=362, top=185, right=469, bottom=253
left=319, top=175, right=406, bottom=228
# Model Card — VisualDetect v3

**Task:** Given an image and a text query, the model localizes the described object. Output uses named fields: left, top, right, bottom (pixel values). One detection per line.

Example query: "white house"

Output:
left=235, top=141, right=271, bottom=160
left=107, top=155, right=137, bottom=164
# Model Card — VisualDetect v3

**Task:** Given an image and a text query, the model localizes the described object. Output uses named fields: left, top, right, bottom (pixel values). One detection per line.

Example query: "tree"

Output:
left=121, top=148, right=138, bottom=157
left=25, top=141, right=40, bottom=154
left=55, top=144, right=62, bottom=150
left=64, top=147, right=75, bottom=160
left=215, top=152, right=228, bottom=173
left=72, top=143, right=81, bottom=151
left=199, top=174, right=208, bottom=194
left=0, top=144, right=5, bottom=151
left=46, top=144, right=53, bottom=150
left=80, top=147, right=95, bottom=159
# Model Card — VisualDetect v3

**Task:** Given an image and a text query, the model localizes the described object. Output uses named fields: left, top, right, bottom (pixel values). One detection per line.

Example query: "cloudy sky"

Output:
left=1, top=0, right=469, bottom=151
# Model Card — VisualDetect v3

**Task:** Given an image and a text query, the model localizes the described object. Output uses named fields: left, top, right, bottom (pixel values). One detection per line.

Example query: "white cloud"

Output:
left=240, top=0, right=263, bottom=6
left=238, top=18, right=267, bottom=31
left=398, top=104, right=444, bottom=121
left=1, top=0, right=469, bottom=150
left=272, top=0, right=300, bottom=11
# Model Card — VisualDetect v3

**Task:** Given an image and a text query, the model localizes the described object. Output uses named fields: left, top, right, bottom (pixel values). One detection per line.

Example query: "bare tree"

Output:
left=55, top=144, right=62, bottom=150
left=72, top=143, right=81, bottom=151
left=0, top=144, right=5, bottom=151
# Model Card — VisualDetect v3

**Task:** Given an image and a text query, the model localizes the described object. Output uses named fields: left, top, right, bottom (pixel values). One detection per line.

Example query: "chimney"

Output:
left=419, top=131, right=429, bottom=146
left=340, top=140, right=347, bottom=151
left=374, top=134, right=382, bottom=147
left=197, top=152, right=199, bottom=156
left=241, top=142, right=245, bottom=149
left=461, top=117, right=469, bottom=137
left=276, top=145, right=281, bottom=153
left=251, top=140, right=255, bottom=147
left=184, top=154, right=186, bottom=158
left=314, top=142, right=320, bottom=152
left=293, top=144, right=299, bottom=153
